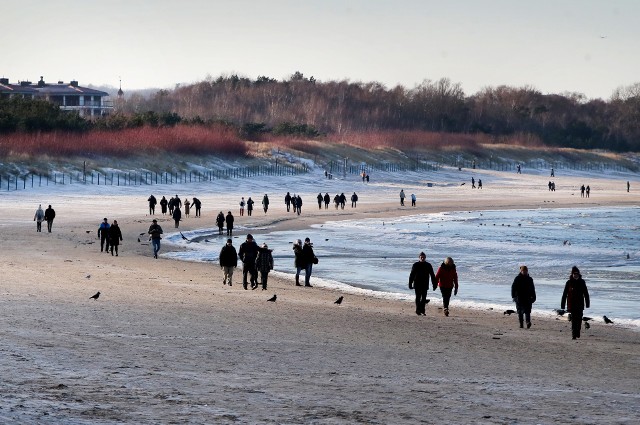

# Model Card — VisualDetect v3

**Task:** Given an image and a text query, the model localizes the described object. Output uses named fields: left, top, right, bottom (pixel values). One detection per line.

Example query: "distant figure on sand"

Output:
left=262, top=194, right=269, bottom=214
left=551, top=167, right=555, bottom=177
left=511, top=265, right=536, bottom=329
left=471, top=177, right=476, bottom=188
left=160, top=196, right=168, bottom=215
left=148, top=194, right=157, bottom=215
left=324, top=192, right=330, bottom=209
left=408, top=251, right=436, bottom=316
left=219, top=238, right=238, bottom=286
left=108, top=219, right=123, bottom=256
left=216, top=211, right=225, bottom=235
left=627, top=181, right=630, bottom=192
left=98, top=217, right=111, bottom=252
left=34, top=204, right=45, bottom=232
left=172, top=206, right=182, bottom=228
left=478, top=179, right=482, bottom=189
left=148, top=219, right=163, bottom=259
left=239, top=197, right=245, bottom=216
left=184, top=199, right=191, bottom=217
left=400, top=190, right=406, bottom=206
left=285, top=192, right=292, bottom=212
left=225, top=211, right=234, bottom=236
left=255, top=243, right=274, bottom=290
left=351, top=192, right=358, bottom=208
left=239, top=234, right=259, bottom=290
left=561, top=266, right=590, bottom=340
left=317, top=193, right=323, bottom=209
left=436, top=257, right=458, bottom=316
left=411, top=193, right=416, bottom=207
left=192, top=197, right=201, bottom=217
left=580, top=185, right=585, bottom=197
left=586, top=185, right=590, bottom=198
left=44, top=205, right=55, bottom=232
left=247, top=197, right=254, bottom=216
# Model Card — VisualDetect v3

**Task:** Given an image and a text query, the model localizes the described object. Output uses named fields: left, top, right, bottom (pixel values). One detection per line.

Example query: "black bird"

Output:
left=90, top=291, right=100, bottom=300
left=180, top=232, right=190, bottom=241
left=85, top=230, right=91, bottom=234
left=137, top=238, right=141, bottom=243
left=139, top=232, right=146, bottom=236
left=460, top=182, right=466, bottom=186
left=555, top=309, right=566, bottom=316
left=603, top=315, right=614, bottom=324
left=584, top=322, right=591, bottom=329
left=85, top=274, right=91, bottom=279
left=334, top=296, right=344, bottom=305
left=267, top=294, right=277, bottom=302
left=503, top=309, right=516, bottom=315
left=425, top=299, right=430, bottom=304
left=582, top=317, right=592, bottom=322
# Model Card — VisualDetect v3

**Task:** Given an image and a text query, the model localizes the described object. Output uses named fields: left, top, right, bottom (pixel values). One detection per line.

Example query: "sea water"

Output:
left=166, top=206, right=640, bottom=327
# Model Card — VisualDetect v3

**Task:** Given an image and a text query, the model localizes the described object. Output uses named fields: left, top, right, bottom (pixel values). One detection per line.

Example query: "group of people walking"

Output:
left=580, top=184, right=591, bottom=198
left=148, top=194, right=202, bottom=228
left=409, top=252, right=590, bottom=340
left=238, top=194, right=270, bottom=216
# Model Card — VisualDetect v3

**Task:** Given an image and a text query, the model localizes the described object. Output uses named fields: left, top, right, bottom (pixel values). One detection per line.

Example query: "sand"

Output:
left=1, top=168, right=639, bottom=424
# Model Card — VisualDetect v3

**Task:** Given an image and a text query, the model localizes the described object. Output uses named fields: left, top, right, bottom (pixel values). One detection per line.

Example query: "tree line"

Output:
left=3, top=73, right=640, bottom=152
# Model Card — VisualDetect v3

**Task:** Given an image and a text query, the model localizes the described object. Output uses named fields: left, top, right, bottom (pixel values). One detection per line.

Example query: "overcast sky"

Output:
left=2, top=0, right=639, bottom=99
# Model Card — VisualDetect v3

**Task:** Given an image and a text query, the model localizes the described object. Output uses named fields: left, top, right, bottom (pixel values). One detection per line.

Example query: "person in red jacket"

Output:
left=435, top=257, right=459, bottom=316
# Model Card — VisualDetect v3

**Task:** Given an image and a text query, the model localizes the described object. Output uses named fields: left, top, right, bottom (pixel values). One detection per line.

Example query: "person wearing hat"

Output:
left=561, top=266, right=591, bottom=340
left=255, top=243, right=274, bottom=290
left=148, top=219, right=163, bottom=259
left=408, top=251, right=437, bottom=315
left=219, top=238, right=238, bottom=286
left=108, top=219, right=123, bottom=256
left=511, top=265, right=536, bottom=329
left=239, top=234, right=259, bottom=289
left=435, top=257, right=458, bottom=316
left=301, top=237, right=316, bottom=287
left=98, top=218, right=111, bottom=252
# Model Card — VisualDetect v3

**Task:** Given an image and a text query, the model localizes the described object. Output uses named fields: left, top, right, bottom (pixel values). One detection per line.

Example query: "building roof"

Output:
left=0, top=79, right=39, bottom=95
left=0, top=77, right=109, bottom=97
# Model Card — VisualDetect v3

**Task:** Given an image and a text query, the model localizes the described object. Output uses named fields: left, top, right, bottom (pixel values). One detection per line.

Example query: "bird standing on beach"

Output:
left=584, top=322, right=591, bottom=329
left=90, top=291, right=100, bottom=300
left=603, top=315, right=614, bottom=324
left=267, top=295, right=277, bottom=302
left=582, top=317, right=592, bottom=322
left=334, top=296, right=344, bottom=305
left=555, top=309, right=566, bottom=316
left=503, top=309, right=516, bottom=315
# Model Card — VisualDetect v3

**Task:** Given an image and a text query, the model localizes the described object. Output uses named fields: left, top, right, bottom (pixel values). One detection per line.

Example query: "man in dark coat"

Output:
left=296, top=195, right=302, bottom=215
left=216, top=211, right=225, bottom=235
left=323, top=193, right=330, bottom=209
left=285, top=192, right=292, bottom=212
left=98, top=218, right=111, bottom=252
left=247, top=197, right=254, bottom=216
left=408, top=252, right=437, bottom=315
left=192, top=197, right=202, bottom=217
left=219, top=238, right=238, bottom=286
left=238, top=234, right=259, bottom=289
left=148, top=194, right=157, bottom=215
left=301, top=237, right=316, bottom=287
left=561, top=266, right=591, bottom=339
left=44, top=205, right=56, bottom=232
left=108, top=219, right=123, bottom=256
left=148, top=219, right=163, bottom=259
left=317, top=193, right=323, bottom=209
left=262, top=194, right=269, bottom=214
left=351, top=192, right=358, bottom=208
left=160, top=196, right=168, bottom=215
left=225, top=211, right=234, bottom=236
left=172, top=206, right=182, bottom=228
left=511, top=265, right=537, bottom=328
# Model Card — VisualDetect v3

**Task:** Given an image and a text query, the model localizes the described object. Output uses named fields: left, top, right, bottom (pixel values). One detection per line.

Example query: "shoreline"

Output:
left=1, top=167, right=639, bottom=423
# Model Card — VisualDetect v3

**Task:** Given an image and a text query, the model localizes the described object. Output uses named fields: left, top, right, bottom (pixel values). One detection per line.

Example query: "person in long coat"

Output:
left=108, top=220, right=123, bottom=256
left=216, top=211, right=225, bottom=235
left=255, top=243, right=274, bottom=290
left=409, top=251, right=436, bottom=315
left=34, top=204, right=45, bottom=232
left=435, top=257, right=459, bottom=316
left=511, top=265, right=536, bottom=328
left=225, top=211, right=234, bottom=236
left=172, top=206, right=182, bottom=228
left=293, top=239, right=305, bottom=286
left=561, top=266, right=591, bottom=340
left=239, top=234, right=259, bottom=289
left=160, top=196, right=168, bottom=215
left=219, top=238, right=238, bottom=286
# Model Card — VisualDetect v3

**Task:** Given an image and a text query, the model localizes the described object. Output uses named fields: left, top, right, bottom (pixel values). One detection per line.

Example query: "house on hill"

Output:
left=0, top=76, right=113, bottom=117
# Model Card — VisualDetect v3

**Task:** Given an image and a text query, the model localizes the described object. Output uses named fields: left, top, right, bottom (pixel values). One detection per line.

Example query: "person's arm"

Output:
left=453, top=270, right=459, bottom=295
left=560, top=283, right=568, bottom=310
left=408, top=264, right=415, bottom=289
left=511, top=277, right=517, bottom=301
left=583, top=281, right=590, bottom=309
left=530, top=278, right=536, bottom=303
left=430, top=265, right=437, bottom=291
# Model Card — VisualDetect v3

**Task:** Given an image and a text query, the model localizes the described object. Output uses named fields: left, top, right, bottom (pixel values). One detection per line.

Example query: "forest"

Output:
left=2, top=72, right=640, bottom=154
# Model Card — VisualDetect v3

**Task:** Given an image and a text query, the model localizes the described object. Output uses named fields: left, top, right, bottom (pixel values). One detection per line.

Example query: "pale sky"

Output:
left=2, top=0, right=639, bottom=99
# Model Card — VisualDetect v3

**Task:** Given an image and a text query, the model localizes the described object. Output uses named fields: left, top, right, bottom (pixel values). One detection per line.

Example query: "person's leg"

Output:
left=250, top=267, right=258, bottom=288
left=525, top=308, right=531, bottom=328
left=114, top=245, right=118, bottom=256
left=242, top=267, right=249, bottom=289
left=414, top=289, right=421, bottom=315
left=295, top=267, right=302, bottom=285
left=517, top=305, right=524, bottom=328
left=262, top=272, right=268, bottom=290
left=440, top=287, right=452, bottom=313
left=572, top=311, right=583, bottom=339
left=305, top=264, right=313, bottom=286
left=418, top=287, right=427, bottom=315
left=48, top=220, right=53, bottom=232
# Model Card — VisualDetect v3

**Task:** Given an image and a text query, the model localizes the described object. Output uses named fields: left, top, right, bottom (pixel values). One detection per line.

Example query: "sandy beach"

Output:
left=1, top=167, right=639, bottom=424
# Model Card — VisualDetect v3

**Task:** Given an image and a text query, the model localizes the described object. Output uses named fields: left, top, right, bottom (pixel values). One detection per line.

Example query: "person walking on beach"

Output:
left=435, top=257, right=458, bottom=316
left=409, top=252, right=437, bottom=316
left=262, top=194, right=270, bottom=214
left=219, top=238, right=238, bottom=286
left=184, top=199, right=191, bottom=217
left=160, top=196, right=168, bottom=215
left=561, top=266, right=590, bottom=340
left=296, top=195, right=303, bottom=215
left=192, top=197, right=201, bottom=217
left=98, top=218, right=111, bottom=252
left=225, top=211, right=234, bottom=236
left=580, top=185, right=585, bottom=197
left=293, top=239, right=305, bottom=286
left=411, top=193, right=416, bottom=207
left=216, top=211, right=225, bottom=235
left=148, top=219, right=163, bottom=259
left=586, top=185, right=590, bottom=198
left=339, top=193, right=346, bottom=209
left=168, top=196, right=175, bottom=215
left=301, top=237, right=316, bottom=287
left=174, top=195, right=182, bottom=209
left=247, top=197, right=254, bottom=216
left=44, top=205, right=55, bottom=232
left=239, top=234, right=259, bottom=289
left=351, top=192, right=358, bottom=208
left=317, top=193, right=323, bottom=209
left=285, top=192, right=292, bottom=212
left=34, top=204, right=45, bottom=232
left=239, top=197, right=245, bottom=216
left=551, top=167, right=555, bottom=177
left=172, top=206, right=182, bottom=228
left=511, top=265, right=536, bottom=328
left=324, top=192, right=330, bottom=209
left=471, top=177, right=475, bottom=188
left=627, top=181, right=630, bottom=192
left=108, top=219, right=123, bottom=256
left=148, top=194, right=157, bottom=215
left=255, top=243, right=274, bottom=290
left=478, top=179, right=482, bottom=189
left=400, top=190, right=406, bottom=206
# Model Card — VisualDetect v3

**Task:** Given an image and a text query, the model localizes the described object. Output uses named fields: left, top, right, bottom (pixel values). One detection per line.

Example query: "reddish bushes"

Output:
left=0, top=124, right=245, bottom=157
